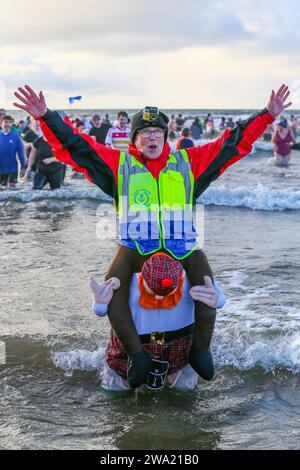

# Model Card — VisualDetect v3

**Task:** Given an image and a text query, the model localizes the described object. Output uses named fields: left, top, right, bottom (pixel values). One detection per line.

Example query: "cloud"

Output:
left=1, top=0, right=300, bottom=108
left=1, top=0, right=251, bottom=55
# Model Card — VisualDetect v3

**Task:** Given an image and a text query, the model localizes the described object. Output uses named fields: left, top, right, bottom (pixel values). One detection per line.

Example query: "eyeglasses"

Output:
left=138, top=129, right=164, bottom=138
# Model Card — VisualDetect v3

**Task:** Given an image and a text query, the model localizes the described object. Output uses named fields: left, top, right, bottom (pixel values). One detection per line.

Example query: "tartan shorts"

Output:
left=105, top=328, right=193, bottom=379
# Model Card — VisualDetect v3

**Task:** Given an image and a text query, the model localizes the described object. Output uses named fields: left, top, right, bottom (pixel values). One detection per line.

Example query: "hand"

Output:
left=13, top=85, right=47, bottom=119
left=266, top=84, right=292, bottom=117
left=107, top=276, right=121, bottom=290
left=88, top=275, right=120, bottom=304
left=127, top=350, right=153, bottom=388
left=189, top=275, right=218, bottom=308
left=19, top=169, right=25, bottom=178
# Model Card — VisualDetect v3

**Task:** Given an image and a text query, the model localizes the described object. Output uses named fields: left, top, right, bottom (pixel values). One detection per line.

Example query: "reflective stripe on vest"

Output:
left=117, top=149, right=198, bottom=259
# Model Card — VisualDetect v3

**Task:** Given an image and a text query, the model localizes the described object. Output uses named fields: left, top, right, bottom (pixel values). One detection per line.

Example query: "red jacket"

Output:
left=38, top=109, right=274, bottom=202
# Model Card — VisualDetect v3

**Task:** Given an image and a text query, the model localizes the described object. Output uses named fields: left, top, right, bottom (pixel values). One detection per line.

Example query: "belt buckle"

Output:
left=151, top=331, right=165, bottom=345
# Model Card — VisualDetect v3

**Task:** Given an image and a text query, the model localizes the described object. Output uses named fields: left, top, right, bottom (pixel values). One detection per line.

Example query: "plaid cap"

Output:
left=141, top=252, right=183, bottom=296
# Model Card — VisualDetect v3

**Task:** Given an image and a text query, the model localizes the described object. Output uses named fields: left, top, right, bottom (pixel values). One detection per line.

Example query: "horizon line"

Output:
left=6, top=107, right=300, bottom=112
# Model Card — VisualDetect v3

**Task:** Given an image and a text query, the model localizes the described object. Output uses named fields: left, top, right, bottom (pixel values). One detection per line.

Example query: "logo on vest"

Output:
left=133, top=189, right=151, bottom=208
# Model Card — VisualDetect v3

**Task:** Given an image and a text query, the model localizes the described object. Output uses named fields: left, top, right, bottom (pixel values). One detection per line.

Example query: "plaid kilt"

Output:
left=105, top=328, right=193, bottom=379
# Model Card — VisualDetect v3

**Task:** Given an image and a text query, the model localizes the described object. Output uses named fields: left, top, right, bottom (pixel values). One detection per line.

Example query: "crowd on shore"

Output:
left=0, top=107, right=299, bottom=191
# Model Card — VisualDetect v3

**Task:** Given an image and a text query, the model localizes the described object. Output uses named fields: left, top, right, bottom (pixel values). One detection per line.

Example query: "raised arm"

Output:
left=13, top=85, right=120, bottom=198
left=186, top=84, right=292, bottom=198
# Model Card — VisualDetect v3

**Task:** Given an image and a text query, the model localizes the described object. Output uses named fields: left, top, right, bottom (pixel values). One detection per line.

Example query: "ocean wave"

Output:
left=214, top=333, right=300, bottom=374
left=1, top=182, right=299, bottom=211
left=199, top=183, right=300, bottom=210
left=51, top=345, right=106, bottom=377
left=253, top=141, right=273, bottom=152
left=0, top=185, right=111, bottom=203
left=51, top=334, right=300, bottom=377
left=195, top=139, right=272, bottom=153
left=213, top=269, right=300, bottom=374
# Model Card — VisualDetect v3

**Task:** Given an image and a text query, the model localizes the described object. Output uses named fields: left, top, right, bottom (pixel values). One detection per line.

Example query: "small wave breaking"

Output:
left=1, top=183, right=300, bottom=211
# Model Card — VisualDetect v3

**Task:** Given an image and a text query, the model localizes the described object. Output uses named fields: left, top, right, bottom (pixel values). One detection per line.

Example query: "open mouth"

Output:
left=148, top=144, right=158, bottom=150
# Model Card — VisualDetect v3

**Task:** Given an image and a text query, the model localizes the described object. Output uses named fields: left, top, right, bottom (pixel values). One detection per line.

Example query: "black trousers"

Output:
left=33, top=166, right=65, bottom=190
left=0, top=172, right=18, bottom=185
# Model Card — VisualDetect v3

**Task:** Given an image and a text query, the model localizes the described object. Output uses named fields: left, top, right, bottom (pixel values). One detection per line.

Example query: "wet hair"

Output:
left=2, top=115, right=13, bottom=122
left=168, top=131, right=177, bottom=140
left=278, top=121, right=287, bottom=129
left=181, top=127, right=190, bottom=137
left=117, top=111, right=128, bottom=119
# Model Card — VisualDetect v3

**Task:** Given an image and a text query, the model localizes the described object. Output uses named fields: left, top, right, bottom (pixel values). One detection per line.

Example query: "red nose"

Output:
left=162, top=278, right=173, bottom=288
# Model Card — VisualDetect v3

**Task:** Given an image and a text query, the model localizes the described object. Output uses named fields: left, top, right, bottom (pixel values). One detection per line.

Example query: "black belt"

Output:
left=139, top=323, right=194, bottom=345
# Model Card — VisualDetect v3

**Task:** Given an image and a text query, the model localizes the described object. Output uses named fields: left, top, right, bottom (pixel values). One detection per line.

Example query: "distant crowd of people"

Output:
left=0, top=107, right=299, bottom=190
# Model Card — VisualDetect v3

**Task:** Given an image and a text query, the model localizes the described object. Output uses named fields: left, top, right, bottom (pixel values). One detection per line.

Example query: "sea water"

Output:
left=0, top=134, right=299, bottom=449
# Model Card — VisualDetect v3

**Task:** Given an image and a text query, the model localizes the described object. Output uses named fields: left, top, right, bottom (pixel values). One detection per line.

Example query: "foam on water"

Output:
left=213, top=270, right=300, bottom=374
left=51, top=345, right=106, bottom=377
left=1, top=182, right=300, bottom=211
left=50, top=269, right=300, bottom=377
left=214, top=333, right=300, bottom=374
left=0, top=184, right=111, bottom=203
left=199, top=183, right=300, bottom=210
left=194, top=139, right=272, bottom=153
left=51, top=331, right=300, bottom=377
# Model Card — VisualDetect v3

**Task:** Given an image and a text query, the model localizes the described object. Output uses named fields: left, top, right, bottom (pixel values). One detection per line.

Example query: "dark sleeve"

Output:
left=186, top=108, right=275, bottom=199
left=38, top=109, right=120, bottom=198
left=33, top=137, right=41, bottom=149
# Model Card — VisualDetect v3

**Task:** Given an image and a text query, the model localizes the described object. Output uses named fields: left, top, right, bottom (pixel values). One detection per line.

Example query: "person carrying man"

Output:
left=13, top=84, right=291, bottom=387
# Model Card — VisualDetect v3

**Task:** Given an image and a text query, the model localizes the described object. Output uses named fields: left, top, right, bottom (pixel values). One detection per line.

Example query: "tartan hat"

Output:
left=141, top=252, right=183, bottom=296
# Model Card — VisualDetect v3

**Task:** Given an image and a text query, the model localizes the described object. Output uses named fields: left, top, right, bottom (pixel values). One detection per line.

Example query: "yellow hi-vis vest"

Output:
left=117, top=149, right=198, bottom=260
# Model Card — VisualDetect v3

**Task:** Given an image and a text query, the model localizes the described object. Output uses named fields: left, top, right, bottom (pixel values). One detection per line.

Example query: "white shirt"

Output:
left=105, top=124, right=131, bottom=151
left=92, top=272, right=225, bottom=335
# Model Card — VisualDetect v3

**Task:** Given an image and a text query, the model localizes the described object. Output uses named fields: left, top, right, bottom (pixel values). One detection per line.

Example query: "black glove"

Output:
left=127, top=349, right=153, bottom=388
left=189, top=347, right=214, bottom=381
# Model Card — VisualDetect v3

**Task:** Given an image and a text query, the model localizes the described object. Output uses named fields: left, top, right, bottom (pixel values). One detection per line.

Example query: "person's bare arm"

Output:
left=42, top=157, right=57, bottom=165
left=24, top=146, right=37, bottom=177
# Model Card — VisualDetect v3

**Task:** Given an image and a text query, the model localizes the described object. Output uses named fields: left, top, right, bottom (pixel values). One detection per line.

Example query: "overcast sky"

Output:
left=1, top=0, right=300, bottom=109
